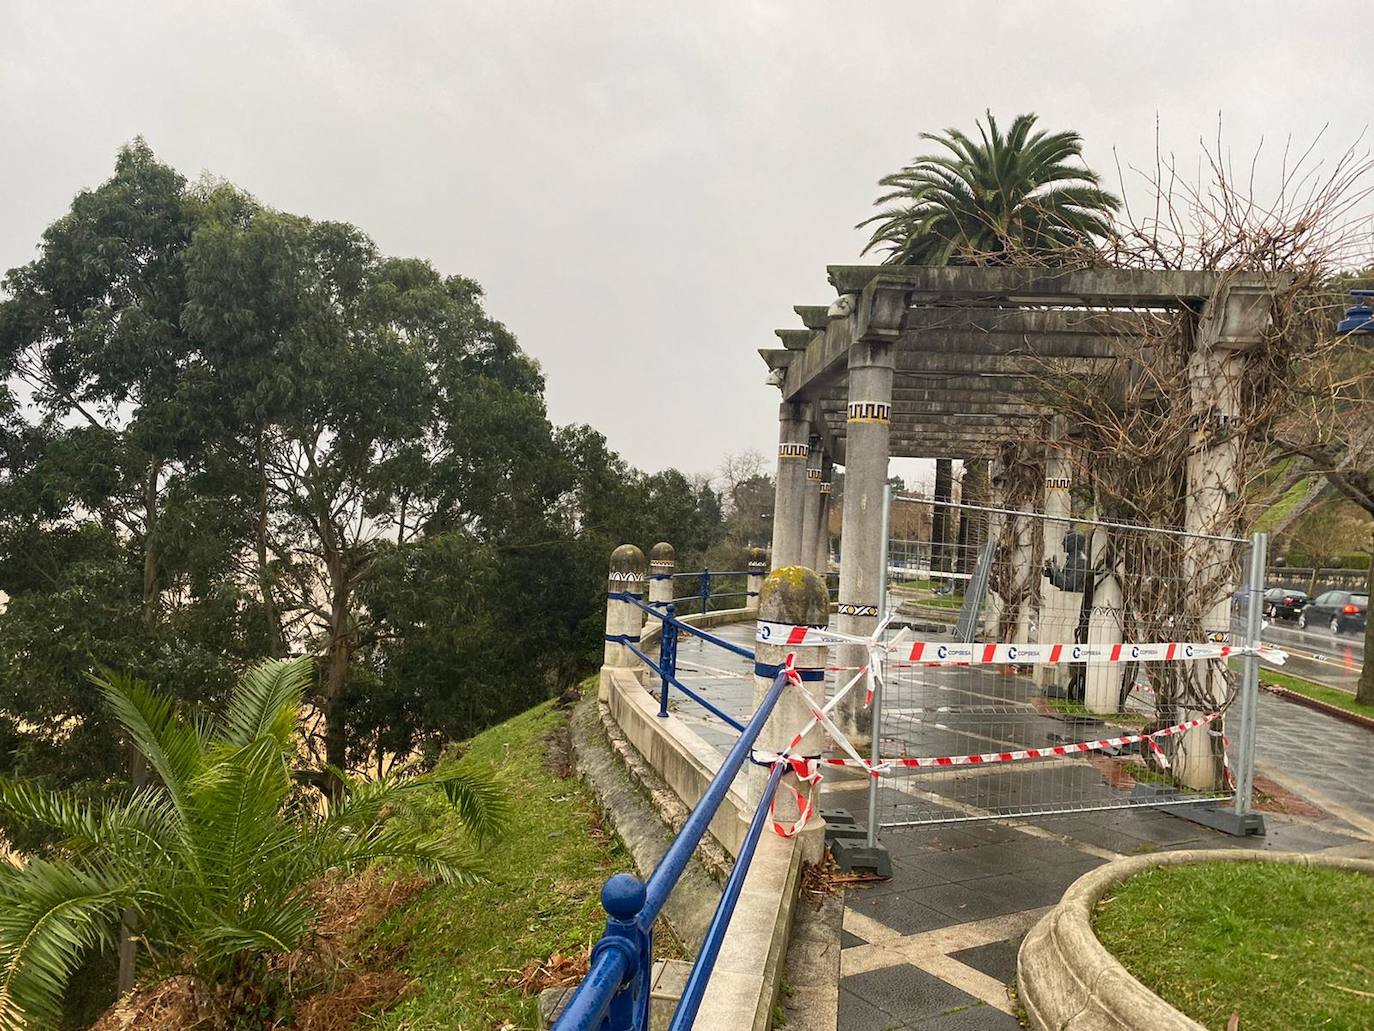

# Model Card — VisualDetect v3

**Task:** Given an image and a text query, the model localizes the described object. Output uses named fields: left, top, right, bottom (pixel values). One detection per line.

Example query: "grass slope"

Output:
left=370, top=699, right=630, bottom=1031
left=1094, top=862, right=1374, bottom=1030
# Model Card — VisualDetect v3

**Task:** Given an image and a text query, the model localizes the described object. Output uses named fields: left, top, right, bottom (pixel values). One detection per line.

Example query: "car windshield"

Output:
left=1354, top=595, right=1369, bottom=607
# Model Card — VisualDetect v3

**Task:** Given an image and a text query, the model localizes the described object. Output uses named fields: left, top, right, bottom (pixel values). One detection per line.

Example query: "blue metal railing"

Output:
left=667, top=569, right=753, bottom=615
left=551, top=668, right=790, bottom=1030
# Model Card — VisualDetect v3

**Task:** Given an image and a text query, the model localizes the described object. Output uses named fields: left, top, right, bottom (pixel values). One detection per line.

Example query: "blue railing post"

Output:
left=699, top=569, right=710, bottom=615
left=599, top=874, right=651, bottom=1031
left=657, top=604, right=677, bottom=718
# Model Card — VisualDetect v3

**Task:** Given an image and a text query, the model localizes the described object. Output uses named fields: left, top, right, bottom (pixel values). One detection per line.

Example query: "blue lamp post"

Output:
left=1337, top=289, right=1374, bottom=334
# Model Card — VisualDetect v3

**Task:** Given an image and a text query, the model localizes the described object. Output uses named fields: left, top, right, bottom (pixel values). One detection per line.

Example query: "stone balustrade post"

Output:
left=648, top=541, right=675, bottom=609
left=752, top=566, right=829, bottom=862
left=600, top=544, right=647, bottom=702
left=746, top=546, right=767, bottom=610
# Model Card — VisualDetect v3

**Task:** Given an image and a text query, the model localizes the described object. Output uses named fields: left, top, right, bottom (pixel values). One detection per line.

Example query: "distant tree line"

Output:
left=0, top=142, right=754, bottom=815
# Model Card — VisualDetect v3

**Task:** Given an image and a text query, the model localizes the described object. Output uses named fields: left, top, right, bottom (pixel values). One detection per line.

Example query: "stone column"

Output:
left=746, top=546, right=767, bottom=610
left=986, top=458, right=1010, bottom=636
left=1084, top=526, right=1124, bottom=713
left=814, top=456, right=833, bottom=575
left=836, top=337, right=894, bottom=741
left=1174, top=284, right=1269, bottom=789
left=931, top=458, right=953, bottom=574
left=752, top=565, right=829, bottom=863
left=600, top=544, right=647, bottom=702
left=1036, top=429, right=1081, bottom=691
left=799, top=436, right=825, bottom=571
left=770, top=403, right=811, bottom=569
left=958, top=459, right=990, bottom=576
left=648, top=541, right=675, bottom=609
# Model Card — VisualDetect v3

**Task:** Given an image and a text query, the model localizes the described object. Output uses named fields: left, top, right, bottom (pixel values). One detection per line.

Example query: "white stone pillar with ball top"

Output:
left=752, top=565, right=829, bottom=863
left=600, top=544, right=647, bottom=702
left=648, top=541, right=675, bottom=609
left=770, top=403, right=811, bottom=569
left=746, top=546, right=767, bottom=610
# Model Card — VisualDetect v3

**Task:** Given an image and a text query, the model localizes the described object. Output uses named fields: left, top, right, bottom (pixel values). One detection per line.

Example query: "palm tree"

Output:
left=0, top=658, right=506, bottom=1029
left=859, top=111, right=1120, bottom=266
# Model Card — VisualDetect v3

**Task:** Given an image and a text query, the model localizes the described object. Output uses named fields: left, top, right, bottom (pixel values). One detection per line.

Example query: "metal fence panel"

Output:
left=867, top=497, right=1261, bottom=830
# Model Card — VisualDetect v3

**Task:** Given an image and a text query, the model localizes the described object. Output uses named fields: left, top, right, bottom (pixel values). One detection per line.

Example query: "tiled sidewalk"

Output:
left=826, top=776, right=1364, bottom=1030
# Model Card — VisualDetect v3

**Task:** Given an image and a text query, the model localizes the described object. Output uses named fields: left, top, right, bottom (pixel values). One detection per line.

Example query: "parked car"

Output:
left=1297, top=591, right=1368, bottom=634
left=1263, top=587, right=1309, bottom=621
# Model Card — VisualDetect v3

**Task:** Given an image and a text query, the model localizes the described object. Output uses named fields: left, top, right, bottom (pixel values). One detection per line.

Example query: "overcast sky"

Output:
left=4, top=1, right=1372, bottom=486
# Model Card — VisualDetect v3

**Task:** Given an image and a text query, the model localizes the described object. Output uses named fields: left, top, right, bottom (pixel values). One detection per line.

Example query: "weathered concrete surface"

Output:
left=569, top=694, right=722, bottom=949
left=692, top=823, right=824, bottom=1031
left=605, top=665, right=751, bottom=857
left=777, top=885, right=842, bottom=1031
left=1017, top=849, right=1374, bottom=1031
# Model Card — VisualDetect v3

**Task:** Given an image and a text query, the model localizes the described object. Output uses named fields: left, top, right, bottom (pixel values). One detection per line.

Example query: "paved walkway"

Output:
left=659, top=619, right=1374, bottom=1030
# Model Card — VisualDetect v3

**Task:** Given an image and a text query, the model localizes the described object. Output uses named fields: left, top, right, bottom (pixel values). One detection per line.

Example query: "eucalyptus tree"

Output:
left=0, top=142, right=262, bottom=787
left=859, top=111, right=1120, bottom=265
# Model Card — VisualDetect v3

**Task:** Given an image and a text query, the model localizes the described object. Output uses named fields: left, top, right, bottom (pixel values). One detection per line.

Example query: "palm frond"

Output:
left=420, top=764, right=510, bottom=842
left=90, top=670, right=203, bottom=811
left=188, top=736, right=294, bottom=906
left=220, top=657, right=312, bottom=750
left=0, top=860, right=131, bottom=1031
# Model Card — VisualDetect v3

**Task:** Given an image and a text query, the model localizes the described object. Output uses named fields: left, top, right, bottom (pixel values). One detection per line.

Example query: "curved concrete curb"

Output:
left=1017, top=849, right=1374, bottom=1030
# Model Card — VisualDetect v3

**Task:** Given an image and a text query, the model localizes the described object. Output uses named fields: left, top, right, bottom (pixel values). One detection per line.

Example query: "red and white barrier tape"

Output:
left=756, top=711, right=1220, bottom=775
left=757, top=621, right=1287, bottom=667
left=753, top=619, right=1246, bottom=837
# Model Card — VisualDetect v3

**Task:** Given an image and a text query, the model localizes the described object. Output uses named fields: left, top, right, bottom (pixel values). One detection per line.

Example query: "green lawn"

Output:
left=1094, top=862, right=1374, bottom=1030
left=1251, top=665, right=1374, bottom=721
left=369, top=697, right=636, bottom=1030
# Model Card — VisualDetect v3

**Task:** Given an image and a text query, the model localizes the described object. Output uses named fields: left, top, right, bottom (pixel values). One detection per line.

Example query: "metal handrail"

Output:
left=621, top=594, right=756, bottom=662
left=667, top=760, right=785, bottom=1030
left=551, top=669, right=791, bottom=1031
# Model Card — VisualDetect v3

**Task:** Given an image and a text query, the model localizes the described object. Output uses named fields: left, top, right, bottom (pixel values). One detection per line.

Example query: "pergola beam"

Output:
left=827, top=265, right=1225, bottom=306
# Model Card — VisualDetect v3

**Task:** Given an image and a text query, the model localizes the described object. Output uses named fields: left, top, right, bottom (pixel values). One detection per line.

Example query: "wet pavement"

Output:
left=650, top=618, right=1374, bottom=1029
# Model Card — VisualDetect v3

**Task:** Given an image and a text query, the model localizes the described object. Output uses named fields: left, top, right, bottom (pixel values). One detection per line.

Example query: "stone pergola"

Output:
left=761, top=265, right=1274, bottom=788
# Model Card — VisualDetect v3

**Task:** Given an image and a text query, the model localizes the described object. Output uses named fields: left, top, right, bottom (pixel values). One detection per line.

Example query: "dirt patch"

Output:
left=506, top=948, right=590, bottom=995
left=544, top=719, right=576, bottom=779
left=1252, top=774, right=1327, bottom=818
left=90, top=976, right=225, bottom=1031
left=292, top=970, right=415, bottom=1031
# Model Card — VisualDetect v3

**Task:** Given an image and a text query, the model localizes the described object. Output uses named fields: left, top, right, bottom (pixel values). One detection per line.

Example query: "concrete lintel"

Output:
left=827, top=265, right=1230, bottom=306
left=793, top=304, right=831, bottom=330
left=894, top=330, right=1119, bottom=359
left=902, top=306, right=1163, bottom=336
left=781, top=311, right=853, bottom=402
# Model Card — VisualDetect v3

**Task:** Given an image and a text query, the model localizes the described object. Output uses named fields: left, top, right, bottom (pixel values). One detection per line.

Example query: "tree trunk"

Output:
left=255, top=446, right=287, bottom=658
left=121, top=458, right=163, bottom=994
left=321, top=574, right=352, bottom=794
left=1358, top=532, right=1374, bottom=706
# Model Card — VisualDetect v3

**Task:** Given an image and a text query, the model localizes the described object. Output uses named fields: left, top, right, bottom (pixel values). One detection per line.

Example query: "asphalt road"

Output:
left=1255, top=617, right=1366, bottom=692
